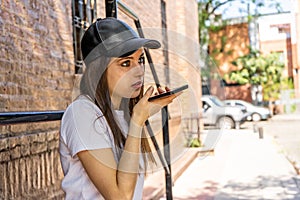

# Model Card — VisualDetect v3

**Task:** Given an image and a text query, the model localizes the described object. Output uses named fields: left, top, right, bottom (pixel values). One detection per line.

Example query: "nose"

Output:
left=133, top=61, right=145, bottom=77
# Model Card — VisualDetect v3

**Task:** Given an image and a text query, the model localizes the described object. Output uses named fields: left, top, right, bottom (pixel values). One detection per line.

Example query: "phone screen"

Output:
left=148, top=84, right=188, bottom=101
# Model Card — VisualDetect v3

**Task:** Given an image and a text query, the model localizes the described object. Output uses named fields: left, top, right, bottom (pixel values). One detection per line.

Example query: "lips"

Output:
left=131, top=80, right=143, bottom=89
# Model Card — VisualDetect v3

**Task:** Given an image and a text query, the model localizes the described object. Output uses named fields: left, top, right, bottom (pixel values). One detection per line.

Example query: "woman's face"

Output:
left=106, top=48, right=145, bottom=103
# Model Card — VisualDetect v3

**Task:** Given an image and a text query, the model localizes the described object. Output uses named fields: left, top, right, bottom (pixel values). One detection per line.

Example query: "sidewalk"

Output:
left=143, top=129, right=300, bottom=200
left=271, top=113, right=300, bottom=121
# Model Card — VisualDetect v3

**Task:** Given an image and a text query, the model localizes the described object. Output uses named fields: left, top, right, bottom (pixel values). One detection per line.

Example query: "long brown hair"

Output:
left=80, top=56, right=155, bottom=168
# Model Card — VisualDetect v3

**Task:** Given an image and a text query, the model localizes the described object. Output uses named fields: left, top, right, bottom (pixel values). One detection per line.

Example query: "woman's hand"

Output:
left=132, top=86, right=181, bottom=126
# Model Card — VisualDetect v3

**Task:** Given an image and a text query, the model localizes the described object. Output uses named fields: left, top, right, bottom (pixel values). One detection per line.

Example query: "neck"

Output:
left=111, top=95, right=122, bottom=110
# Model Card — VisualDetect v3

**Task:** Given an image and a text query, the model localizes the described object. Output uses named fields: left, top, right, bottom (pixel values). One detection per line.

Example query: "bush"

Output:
left=189, top=138, right=202, bottom=147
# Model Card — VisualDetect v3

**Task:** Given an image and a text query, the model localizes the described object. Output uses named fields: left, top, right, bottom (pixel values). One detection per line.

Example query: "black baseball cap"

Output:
left=81, top=17, right=161, bottom=64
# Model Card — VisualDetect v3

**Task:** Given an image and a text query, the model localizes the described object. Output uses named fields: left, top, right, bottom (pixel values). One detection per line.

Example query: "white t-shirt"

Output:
left=59, top=95, right=144, bottom=200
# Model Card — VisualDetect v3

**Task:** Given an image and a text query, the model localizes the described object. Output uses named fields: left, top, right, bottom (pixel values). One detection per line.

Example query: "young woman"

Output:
left=59, top=17, right=181, bottom=199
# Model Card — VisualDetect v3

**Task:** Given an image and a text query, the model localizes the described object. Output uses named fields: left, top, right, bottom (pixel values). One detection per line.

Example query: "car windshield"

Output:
left=210, top=96, right=225, bottom=107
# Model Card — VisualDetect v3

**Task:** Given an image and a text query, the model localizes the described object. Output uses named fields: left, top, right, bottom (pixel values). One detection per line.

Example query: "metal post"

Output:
left=105, top=0, right=117, bottom=18
left=253, top=122, right=258, bottom=133
left=258, top=127, right=264, bottom=139
left=161, top=1, right=172, bottom=198
left=162, top=106, right=173, bottom=199
left=134, top=20, right=161, bottom=88
left=161, top=0, right=170, bottom=85
left=145, top=120, right=170, bottom=175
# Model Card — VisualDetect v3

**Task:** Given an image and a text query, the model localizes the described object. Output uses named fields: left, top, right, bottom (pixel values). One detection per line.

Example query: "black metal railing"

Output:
left=0, top=110, right=64, bottom=125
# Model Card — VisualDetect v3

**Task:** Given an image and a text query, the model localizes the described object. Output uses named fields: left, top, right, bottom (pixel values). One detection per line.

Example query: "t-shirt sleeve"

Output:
left=61, top=99, right=113, bottom=157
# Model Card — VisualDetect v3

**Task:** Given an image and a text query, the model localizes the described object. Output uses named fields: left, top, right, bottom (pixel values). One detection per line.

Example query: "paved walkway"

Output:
left=144, top=128, right=300, bottom=200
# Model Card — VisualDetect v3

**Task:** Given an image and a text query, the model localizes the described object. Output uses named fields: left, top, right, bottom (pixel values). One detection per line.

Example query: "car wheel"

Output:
left=217, top=116, right=234, bottom=129
left=252, top=113, right=261, bottom=122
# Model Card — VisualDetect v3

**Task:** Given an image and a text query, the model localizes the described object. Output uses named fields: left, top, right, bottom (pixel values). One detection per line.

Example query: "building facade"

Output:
left=292, top=0, right=300, bottom=95
left=0, top=0, right=200, bottom=199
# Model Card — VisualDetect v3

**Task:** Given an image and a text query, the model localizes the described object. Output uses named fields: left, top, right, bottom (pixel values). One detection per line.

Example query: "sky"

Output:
left=218, top=0, right=292, bottom=19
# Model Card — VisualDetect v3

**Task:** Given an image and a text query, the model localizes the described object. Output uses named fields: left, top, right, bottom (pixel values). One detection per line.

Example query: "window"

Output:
left=276, top=51, right=285, bottom=63
left=72, top=0, right=97, bottom=74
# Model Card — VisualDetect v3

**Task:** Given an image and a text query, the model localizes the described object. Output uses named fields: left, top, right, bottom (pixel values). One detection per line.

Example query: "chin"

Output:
left=130, top=89, right=142, bottom=98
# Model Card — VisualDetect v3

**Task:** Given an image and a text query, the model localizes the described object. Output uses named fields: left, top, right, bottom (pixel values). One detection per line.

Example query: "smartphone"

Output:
left=148, top=84, right=188, bottom=101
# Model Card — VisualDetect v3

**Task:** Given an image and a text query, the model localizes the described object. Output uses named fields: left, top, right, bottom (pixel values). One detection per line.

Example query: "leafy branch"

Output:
left=224, top=51, right=287, bottom=100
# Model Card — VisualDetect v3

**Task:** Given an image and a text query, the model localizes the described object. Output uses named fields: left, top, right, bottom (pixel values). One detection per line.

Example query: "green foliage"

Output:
left=281, top=77, right=294, bottom=90
left=226, top=51, right=287, bottom=101
left=285, top=104, right=297, bottom=113
left=189, top=138, right=202, bottom=148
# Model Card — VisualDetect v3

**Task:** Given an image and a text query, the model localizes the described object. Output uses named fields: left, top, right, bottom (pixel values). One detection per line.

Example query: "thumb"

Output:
left=144, top=86, right=154, bottom=98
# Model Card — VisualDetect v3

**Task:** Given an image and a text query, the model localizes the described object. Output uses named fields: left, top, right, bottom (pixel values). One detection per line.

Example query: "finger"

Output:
left=165, top=86, right=171, bottom=92
left=157, top=87, right=165, bottom=94
left=144, top=86, right=154, bottom=98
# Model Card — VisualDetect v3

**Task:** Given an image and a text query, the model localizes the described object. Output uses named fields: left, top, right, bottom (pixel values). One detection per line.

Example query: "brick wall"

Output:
left=0, top=0, right=74, bottom=112
left=208, top=23, right=250, bottom=100
left=209, top=22, right=250, bottom=76
left=0, top=0, right=200, bottom=199
left=0, top=0, right=73, bottom=199
left=0, top=126, right=64, bottom=199
left=166, top=0, right=202, bottom=117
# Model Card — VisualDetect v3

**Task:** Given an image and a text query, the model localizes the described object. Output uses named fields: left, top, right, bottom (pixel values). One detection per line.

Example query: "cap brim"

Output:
left=107, top=38, right=161, bottom=57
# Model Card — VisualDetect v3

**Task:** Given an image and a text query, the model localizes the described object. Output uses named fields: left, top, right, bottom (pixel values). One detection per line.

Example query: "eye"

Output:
left=138, top=56, right=145, bottom=65
left=120, top=60, right=131, bottom=67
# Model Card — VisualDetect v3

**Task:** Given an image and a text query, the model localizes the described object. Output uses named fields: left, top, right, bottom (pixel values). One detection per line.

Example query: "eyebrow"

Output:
left=117, top=52, right=145, bottom=61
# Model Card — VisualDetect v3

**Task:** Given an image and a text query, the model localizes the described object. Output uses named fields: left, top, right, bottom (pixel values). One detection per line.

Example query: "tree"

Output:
left=224, top=51, right=287, bottom=101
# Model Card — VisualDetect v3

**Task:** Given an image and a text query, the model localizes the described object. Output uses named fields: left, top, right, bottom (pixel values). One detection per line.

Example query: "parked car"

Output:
left=201, top=95, right=249, bottom=129
left=224, top=99, right=271, bottom=121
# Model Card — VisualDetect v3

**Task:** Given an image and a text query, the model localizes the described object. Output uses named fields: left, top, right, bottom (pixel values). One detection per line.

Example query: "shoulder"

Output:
left=64, top=95, right=102, bottom=119
left=61, top=95, right=107, bottom=134
left=60, top=95, right=112, bottom=155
